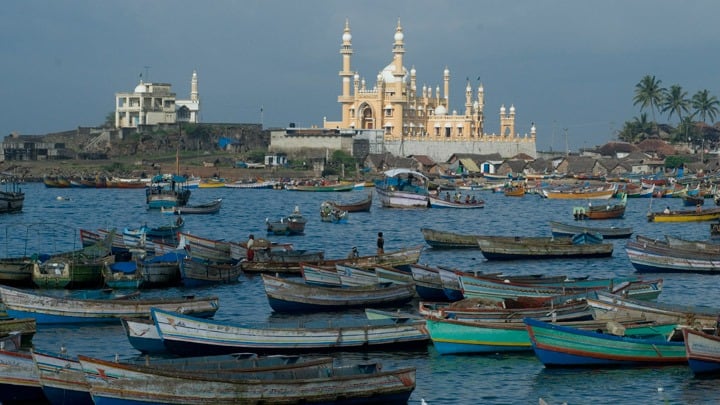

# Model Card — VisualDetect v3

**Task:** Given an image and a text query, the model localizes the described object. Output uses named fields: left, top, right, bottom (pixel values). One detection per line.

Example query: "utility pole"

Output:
left=564, top=128, right=569, bottom=156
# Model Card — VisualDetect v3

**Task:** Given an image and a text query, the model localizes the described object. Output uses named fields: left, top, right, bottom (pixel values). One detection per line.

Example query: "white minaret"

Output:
left=190, top=70, right=199, bottom=102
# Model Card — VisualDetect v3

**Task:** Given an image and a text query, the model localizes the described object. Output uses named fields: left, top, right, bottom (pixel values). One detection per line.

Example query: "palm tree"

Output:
left=691, top=89, right=720, bottom=124
left=618, top=113, right=652, bottom=143
left=633, top=75, right=664, bottom=133
left=661, top=84, right=689, bottom=123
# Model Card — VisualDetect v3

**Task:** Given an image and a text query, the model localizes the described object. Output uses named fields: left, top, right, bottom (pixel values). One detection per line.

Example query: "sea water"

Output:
left=1, top=182, right=719, bottom=404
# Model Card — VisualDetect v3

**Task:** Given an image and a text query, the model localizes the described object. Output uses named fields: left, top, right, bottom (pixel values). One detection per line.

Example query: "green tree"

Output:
left=691, top=89, right=720, bottom=124
left=633, top=75, right=664, bottom=133
left=104, top=111, right=115, bottom=128
left=661, top=84, right=689, bottom=123
left=617, top=113, right=652, bottom=143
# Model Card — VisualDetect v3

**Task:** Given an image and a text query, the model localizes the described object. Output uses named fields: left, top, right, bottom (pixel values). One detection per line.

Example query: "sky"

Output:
left=2, top=0, right=719, bottom=152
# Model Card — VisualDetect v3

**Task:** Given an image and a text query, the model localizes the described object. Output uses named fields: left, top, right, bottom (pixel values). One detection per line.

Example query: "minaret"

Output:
left=410, top=66, right=416, bottom=97
left=190, top=70, right=198, bottom=102
left=339, top=19, right=354, bottom=123
left=443, top=67, right=450, bottom=107
left=392, top=19, right=405, bottom=82
left=465, top=81, right=472, bottom=116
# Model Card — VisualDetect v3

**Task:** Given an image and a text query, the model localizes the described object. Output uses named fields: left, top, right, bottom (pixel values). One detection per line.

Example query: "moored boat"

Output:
left=0, top=174, right=24, bottom=214
left=327, top=191, right=373, bottom=212
left=476, top=235, right=614, bottom=260
left=0, top=285, right=219, bottom=324
left=428, top=194, right=484, bottom=209
left=549, top=221, right=633, bottom=239
left=261, top=274, right=416, bottom=313
left=683, top=328, right=720, bottom=375
left=152, top=307, right=429, bottom=355
left=524, top=317, right=685, bottom=367
left=162, top=198, right=222, bottom=215
left=647, top=206, right=720, bottom=222
left=420, top=227, right=479, bottom=249
left=376, top=168, right=430, bottom=208
left=79, top=351, right=416, bottom=405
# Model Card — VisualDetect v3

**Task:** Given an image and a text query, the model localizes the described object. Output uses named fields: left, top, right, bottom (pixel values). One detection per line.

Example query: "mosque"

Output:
left=115, top=70, right=200, bottom=128
left=322, top=20, right=537, bottom=160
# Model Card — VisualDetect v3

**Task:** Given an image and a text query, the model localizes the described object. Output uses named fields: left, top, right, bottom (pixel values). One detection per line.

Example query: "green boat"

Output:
left=525, top=317, right=686, bottom=366
left=428, top=317, right=679, bottom=356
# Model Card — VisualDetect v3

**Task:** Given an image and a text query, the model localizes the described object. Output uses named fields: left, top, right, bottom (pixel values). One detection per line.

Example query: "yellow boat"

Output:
left=647, top=207, right=720, bottom=222
left=542, top=185, right=616, bottom=200
left=198, top=178, right=226, bottom=188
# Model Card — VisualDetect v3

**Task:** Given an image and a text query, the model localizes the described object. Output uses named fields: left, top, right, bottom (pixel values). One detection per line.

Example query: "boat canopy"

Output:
left=151, top=174, right=187, bottom=183
left=383, top=168, right=428, bottom=180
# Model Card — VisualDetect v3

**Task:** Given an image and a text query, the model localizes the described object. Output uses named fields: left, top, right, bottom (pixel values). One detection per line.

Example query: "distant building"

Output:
left=115, top=70, right=200, bottom=129
left=321, top=19, right=537, bottom=161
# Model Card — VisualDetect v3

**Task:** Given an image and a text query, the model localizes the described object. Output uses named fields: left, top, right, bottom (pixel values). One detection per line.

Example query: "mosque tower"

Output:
left=190, top=70, right=199, bottom=102
left=339, top=19, right=354, bottom=124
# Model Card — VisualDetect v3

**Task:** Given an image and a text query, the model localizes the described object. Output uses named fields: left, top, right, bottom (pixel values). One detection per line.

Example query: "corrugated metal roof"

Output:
left=459, top=158, right=480, bottom=172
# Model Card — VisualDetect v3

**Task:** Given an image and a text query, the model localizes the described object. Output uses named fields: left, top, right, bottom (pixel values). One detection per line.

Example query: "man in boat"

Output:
left=246, top=234, right=255, bottom=261
left=663, top=206, right=671, bottom=214
left=347, top=246, right=359, bottom=260
left=696, top=204, right=703, bottom=213
left=377, top=232, right=385, bottom=255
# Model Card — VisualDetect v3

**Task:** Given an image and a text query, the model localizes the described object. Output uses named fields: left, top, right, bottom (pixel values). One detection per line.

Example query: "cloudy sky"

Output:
left=2, top=0, right=718, bottom=151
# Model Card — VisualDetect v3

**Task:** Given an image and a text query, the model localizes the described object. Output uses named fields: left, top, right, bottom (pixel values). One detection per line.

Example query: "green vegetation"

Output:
left=664, top=155, right=691, bottom=169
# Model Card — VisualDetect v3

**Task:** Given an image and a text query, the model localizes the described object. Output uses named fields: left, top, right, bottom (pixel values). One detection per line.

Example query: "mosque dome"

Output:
left=134, top=82, right=147, bottom=93
left=394, top=31, right=404, bottom=41
left=434, top=105, right=447, bottom=116
left=510, top=105, right=515, bottom=113
left=343, top=32, right=352, bottom=42
left=380, top=62, right=408, bottom=83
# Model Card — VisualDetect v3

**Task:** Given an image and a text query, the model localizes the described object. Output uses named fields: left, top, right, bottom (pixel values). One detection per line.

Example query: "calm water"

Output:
left=2, top=182, right=720, bottom=404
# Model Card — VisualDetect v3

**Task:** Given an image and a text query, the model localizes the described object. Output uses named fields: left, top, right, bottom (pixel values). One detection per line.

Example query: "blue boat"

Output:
left=524, top=317, right=685, bottom=367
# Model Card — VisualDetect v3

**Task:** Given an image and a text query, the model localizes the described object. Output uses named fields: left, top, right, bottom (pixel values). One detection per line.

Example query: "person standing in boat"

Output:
left=377, top=232, right=385, bottom=255
left=246, top=234, right=255, bottom=261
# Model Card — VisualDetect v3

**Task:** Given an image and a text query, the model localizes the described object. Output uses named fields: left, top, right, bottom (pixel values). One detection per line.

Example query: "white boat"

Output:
left=376, top=168, right=430, bottom=208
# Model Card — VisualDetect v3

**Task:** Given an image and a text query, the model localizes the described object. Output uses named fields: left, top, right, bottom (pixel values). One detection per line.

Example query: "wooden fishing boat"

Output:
left=122, top=317, right=165, bottom=354
left=137, top=252, right=182, bottom=287
left=549, top=221, right=633, bottom=239
left=625, top=237, right=720, bottom=274
left=285, top=181, right=355, bottom=192
left=524, top=317, right=685, bottom=366
left=458, top=274, right=603, bottom=302
left=428, top=194, right=484, bottom=209
left=683, top=328, right=720, bottom=375
left=420, top=227, right=480, bottom=249
left=79, top=350, right=416, bottom=405
left=376, top=168, right=430, bottom=208
left=241, top=244, right=422, bottom=274
left=145, top=174, right=191, bottom=209
left=261, top=274, right=416, bottom=313
left=0, top=256, right=35, bottom=285
left=152, top=307, right=428, bottom=355
left=178, top=231, right=232, bottom=263
left=0, top=174, right=24, bottom=214
left=266, top=206, right=307, bottom=235
left=588, top=290, right=720, bottom=329
left=504, top=184, right=525, bottom=197
left=429, top=317, right=676, bottom=355
left=476, top=235, right=614, bottom=260
left=542, top=184, right=616, bottom=200
left=682, top=194, right=705, bottom=207
left=225, top=179, right=278, bottom=189
left=179, top=257, right=242, bottom=287
left=0, top=350, right=47, bottom=403
left=36, top=350, right=336, bottom=405
left=162, top=198, right=222, bottom=215
left=32, top=252, right=107, bottom=289
left=410, top=264, right=456, bottom=301
left=572, top=193, right=627, bottom=220
left=197, top=177, right=226, bottom=188
left=319, top=201, right=349, bottom=223
left=647, top=206, right=720, bottom=222
left=327, top=191, right=373, bottom=212
left=0, top=317, right=36, bottom=347
left=0, top=285, right=219, bottom=324
left=420, top=297, right=594, bottom=323
left=101, top=257, right=144, bottom=289
left=123, top=216, right=184, bottom=242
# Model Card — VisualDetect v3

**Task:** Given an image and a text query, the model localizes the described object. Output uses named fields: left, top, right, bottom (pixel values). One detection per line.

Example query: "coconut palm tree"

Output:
left=661, top=84, right=689, bottom=123
left=618, top=113, right=652, bottom=143
left=633, top=75, right=664, bottom=135
left=691, top=89, right=720, bottom=124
